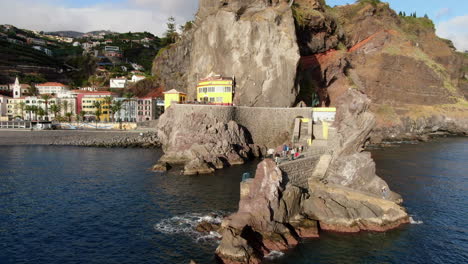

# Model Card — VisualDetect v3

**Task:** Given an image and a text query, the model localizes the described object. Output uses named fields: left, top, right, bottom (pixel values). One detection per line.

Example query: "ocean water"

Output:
left=0, top=137, right=467, bottom=263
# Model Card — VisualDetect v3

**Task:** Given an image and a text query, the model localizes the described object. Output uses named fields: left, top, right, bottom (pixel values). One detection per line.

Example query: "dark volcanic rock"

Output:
left=155, top=107, right=256, bottom=174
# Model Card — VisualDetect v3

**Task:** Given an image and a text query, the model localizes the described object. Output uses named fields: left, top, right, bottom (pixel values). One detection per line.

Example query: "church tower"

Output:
left=12, top=77, right=21, bottom=99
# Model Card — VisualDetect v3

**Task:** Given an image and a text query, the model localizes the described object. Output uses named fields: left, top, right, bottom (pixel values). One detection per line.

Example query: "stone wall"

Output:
left=169, top=104, right=313, bottom=147
left=278, top=156, right=321, bottom=189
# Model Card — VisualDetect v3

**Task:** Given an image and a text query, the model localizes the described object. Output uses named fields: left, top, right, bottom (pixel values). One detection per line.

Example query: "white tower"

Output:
left=12, top=77, right=21, bottom=99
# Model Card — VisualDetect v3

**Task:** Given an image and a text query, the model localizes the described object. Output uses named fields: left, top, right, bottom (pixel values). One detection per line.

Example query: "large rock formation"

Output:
left=153, top=0, right=467, bottom=141
left=155, top=106, right=262, bottom=175
left=293, top=0, right=468, bottom=141
left=153, top=0, right=300, bottom=107
left=215, top=89, right=409, bottom=263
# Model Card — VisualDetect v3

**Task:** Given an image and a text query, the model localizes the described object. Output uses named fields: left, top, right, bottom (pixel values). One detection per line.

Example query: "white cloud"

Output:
left=437, top=15, right=468, bottom=51
left=0, top=0, right=198, bottom=35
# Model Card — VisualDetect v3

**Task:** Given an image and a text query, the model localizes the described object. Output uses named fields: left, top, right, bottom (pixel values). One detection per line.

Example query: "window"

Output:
left=224, top=86, right=231, bottom=93
left=209, top=97, right=215, bottom=102
left=216, top=97, right=223, bottom=102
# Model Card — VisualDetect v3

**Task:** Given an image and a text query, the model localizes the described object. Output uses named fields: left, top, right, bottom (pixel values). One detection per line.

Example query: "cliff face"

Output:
left=153, top=0, right=300, bottom=107
left=215, top=89, right=409, bottom=264
left=293, top=1, right=468, bottom=141
left=153, top=0, right=468, bottom=140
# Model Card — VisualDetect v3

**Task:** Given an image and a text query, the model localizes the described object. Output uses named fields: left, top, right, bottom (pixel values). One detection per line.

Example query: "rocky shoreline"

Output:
left=0, top=130, right=161, bottom=148
left=212, top=90, right=410, bottom=264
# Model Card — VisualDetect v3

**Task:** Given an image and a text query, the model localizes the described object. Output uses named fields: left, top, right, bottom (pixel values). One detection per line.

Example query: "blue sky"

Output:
left=0, top=0, right=466, bottom=50
left=327, top=0, right=467, bottom=22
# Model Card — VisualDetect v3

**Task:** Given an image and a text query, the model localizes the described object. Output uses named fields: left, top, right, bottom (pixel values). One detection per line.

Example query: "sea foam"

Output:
left=154, top=212, right=225, bottom=243
left=409, top=216, right=423, bottom=224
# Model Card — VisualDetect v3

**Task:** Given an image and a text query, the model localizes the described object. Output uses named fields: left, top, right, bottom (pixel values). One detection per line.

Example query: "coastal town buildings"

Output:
left=113, top=98, right=137, bottom=122
left=0, top=95, right=11, bottom=117
left=36, top=82, right=69, bottom=94
left=110, top=78, right=127, bottom=89
left=7, top=96, right=59, bottom=121
left=130, top=74, right=146, bottom=83
left=163, top=89, right=186, bottom=110
left=11, top=77, right=30, bottom=98
left=196, top=75, right=234, bottom=105
left=76, top=91, right=116, bottom=122
left=137, top=95, right=164, bottom=122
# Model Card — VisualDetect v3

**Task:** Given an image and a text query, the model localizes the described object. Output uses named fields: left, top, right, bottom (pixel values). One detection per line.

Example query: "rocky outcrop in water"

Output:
left=153, top=0, right=300, bottom=107
left=216, top=89, right=409, bottom=263
left=155, top=107, right=263, bottom=175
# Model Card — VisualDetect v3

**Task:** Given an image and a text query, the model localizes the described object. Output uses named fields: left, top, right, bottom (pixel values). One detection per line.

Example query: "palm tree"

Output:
left=25, top=105, right=33, bottom=121
left=31, top=105, right=38, bottom=121
left=93, top=101, right=102, bottom=123
left=49, top=104, right=61, bottom=120
left=62, top=100, right=69, bottom=115
left=111, top=100, right=123, bottom=129
left=103, top=96, right=113, bottom=122
left=65, top=112, right=73, bottom=123
left=40, top=94, right=52, bottom=121
left=18, top=102, right=26, bottom=120
left=37, top=107, right=45, bottom=121
left=79, top=111, right=86, bottom=124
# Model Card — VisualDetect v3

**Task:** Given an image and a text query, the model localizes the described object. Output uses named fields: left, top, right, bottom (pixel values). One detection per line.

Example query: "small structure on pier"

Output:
left=163, top=89, right=186, bottom=110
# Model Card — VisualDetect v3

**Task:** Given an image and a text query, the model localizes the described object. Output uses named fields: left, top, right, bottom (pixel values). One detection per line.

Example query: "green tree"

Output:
left=62, top=100, right=69, bottom=114
left=18, top=102, right=26, bottom=120
left=78, top=110, right=86, bottom=123
left=103, top=96, right=113, bottom=122
left=49, top=104, right=61, bottom=120
left=165, top=16, right=178, bottom=44
left=37, top=107, right=45, bottom=120
left=25, top=105, right=33, bottom=121
left=111, top=100, right=123, bottom=129
left=93, top=101, right=102, bottom=123
left=65, top=112, right=73, bottom=123
left=424, top=14, right=429, bottom=19
left=31, top=105, right=38, bottom=120
left=40, top=94, right=52, bottom=121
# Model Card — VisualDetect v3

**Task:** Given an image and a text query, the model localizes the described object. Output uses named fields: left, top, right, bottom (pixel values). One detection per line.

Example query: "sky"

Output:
left=0, top=0, right=466, bottom=51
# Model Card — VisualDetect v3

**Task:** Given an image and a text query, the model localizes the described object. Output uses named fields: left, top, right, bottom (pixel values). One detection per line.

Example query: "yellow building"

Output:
left=196, top=75, right=234, bottom=105
left=163, top=89, right=187, bottom=110
left=79, top=91, right=115, bottom=122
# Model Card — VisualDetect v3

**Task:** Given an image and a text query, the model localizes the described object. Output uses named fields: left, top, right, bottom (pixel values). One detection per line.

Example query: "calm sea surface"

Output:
left=0, top=137, right=467, bottom=263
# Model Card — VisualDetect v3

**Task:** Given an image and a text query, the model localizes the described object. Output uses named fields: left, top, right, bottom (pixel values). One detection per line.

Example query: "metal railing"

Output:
left=0, top=121, right=32, bottom=129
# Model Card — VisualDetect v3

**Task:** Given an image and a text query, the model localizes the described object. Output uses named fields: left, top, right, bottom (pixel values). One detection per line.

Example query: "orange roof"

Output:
left=37, top=82, right=68, bottom=87
left=140, top=88, right=164, bottom=99
left=71, top=90, right=115, bottom=95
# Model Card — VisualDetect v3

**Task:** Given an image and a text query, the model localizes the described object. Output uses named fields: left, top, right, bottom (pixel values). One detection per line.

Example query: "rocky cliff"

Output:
left=154, top=0, right=300, bottom=107
left=152, top=0, right=467, bottom=140
left=155, top=106, right=263, bottom=175
left=215, top=89, right=409, bottom=263
left=293, top=0, right=468, bottom=141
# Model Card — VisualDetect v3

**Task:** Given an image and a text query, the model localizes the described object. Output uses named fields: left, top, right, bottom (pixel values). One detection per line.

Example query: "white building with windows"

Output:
left=0, top=95, right=11, bottom=117
left=36, top=82, right=69, bottom=94
left=130, top=74, right=146, bottom=83
left=110, top=78, right=127, bottom=89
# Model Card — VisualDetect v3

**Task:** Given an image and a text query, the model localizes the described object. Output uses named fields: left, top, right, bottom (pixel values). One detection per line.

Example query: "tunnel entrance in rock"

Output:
left=295, top=55, right=331, bottom=107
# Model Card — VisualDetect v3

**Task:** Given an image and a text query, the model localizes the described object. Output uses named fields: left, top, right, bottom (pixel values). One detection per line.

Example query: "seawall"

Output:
left=169, top=104, right=313, bottom=147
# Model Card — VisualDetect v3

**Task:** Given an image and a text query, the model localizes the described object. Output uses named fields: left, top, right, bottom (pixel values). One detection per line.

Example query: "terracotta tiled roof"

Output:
left=140, top=89, right=164, bottom=99
left=72, top=90, right=116, bottom=95
left=37, top=82, right=68, bottom=87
